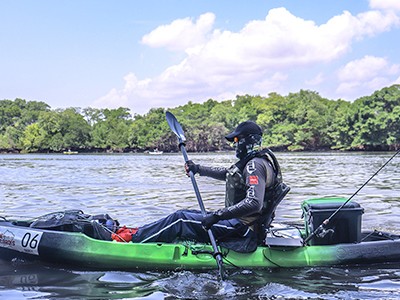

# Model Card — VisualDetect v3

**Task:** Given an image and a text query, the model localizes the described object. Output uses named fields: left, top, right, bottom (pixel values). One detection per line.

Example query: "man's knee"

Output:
left=170, top=209, right=187, bottom=218
left=170, top=209, right=202, bottom=221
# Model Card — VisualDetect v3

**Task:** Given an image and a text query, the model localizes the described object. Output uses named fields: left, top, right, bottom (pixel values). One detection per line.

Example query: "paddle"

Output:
left=166, top=111, right=224, bottom=279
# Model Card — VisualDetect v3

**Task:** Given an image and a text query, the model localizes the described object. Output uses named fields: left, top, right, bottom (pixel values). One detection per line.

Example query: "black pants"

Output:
left=131, top=209, right=258, bottom=252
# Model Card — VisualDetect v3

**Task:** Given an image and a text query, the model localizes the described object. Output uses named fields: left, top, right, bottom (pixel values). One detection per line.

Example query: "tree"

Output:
left=130, top=108, right=169, bottom=150
left=0, top=99, right=50, bottom=150
left=91, top=107, right=133, bottom=151
left=209, top=100, right=238, bottom=131
left=254, top=93, right=291, bottom=148
left=282, top=90, right=334, bottom=150
left=21, top=123, right=46, bottom=152
left=23, top=108, right=91, bottom=152
left=2, top=85, right=400, bottom=153
left=0, top=98, right=49, bottom=132
left=59, top=108, right=91, bottom=149
left=82, top=107, right=103, bottom=126
left=351, top=85, right=400, bottom=149
left=327, top=100, right=355, bottom=150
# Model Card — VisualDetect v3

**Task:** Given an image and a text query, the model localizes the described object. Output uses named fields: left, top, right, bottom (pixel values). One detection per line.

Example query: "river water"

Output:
left=0, top=152, right=399, bottom=299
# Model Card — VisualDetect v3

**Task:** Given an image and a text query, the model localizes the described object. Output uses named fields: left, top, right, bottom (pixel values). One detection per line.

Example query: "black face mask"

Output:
left=234, top=134, right=262, bottom=159
left=234, top=138, right=248, bottom=159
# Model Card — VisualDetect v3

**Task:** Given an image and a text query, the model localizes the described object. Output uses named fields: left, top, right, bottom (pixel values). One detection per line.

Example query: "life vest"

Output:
left=225, top=149, right=290, bottom=226
left=111, top=226, right=138, bottom=242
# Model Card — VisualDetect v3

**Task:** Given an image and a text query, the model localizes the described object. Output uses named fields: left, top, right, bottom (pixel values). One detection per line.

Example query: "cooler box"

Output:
left=302, top=197, right=364, bottom=245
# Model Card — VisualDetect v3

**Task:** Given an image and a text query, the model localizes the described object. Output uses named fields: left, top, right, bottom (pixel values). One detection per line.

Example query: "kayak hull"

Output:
left=1, top=221, right=400, bottom=270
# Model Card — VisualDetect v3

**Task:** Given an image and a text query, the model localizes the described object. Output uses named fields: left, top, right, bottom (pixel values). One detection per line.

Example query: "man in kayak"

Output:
left=130, top=121, right=289, bottom=252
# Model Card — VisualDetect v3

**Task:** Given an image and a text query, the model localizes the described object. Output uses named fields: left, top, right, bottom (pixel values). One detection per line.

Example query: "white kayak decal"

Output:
left=0, top=225, right=43, bottom=255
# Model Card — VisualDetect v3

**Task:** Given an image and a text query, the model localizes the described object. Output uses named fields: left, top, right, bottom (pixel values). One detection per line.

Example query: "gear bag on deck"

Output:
left=29, top=210, right=119, bottom=241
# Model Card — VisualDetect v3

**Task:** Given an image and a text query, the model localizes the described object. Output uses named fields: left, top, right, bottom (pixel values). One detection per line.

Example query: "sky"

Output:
left=1, top=0, right=400, bottom=115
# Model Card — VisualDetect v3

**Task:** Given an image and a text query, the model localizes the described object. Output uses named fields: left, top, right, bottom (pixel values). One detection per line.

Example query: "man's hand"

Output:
left=184, top=160, right=199, bottom=176
left=201, top=213, right=220, bottom=230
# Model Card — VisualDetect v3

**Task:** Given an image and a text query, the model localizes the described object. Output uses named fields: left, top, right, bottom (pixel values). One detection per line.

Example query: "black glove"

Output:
left=201, top=213, right=220, bottom=230
left=185, top=160, right=199, bottom=176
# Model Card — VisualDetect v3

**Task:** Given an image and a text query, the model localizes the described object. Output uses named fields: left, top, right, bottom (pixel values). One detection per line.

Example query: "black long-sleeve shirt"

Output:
left=198, top=157, right=274, bottom=225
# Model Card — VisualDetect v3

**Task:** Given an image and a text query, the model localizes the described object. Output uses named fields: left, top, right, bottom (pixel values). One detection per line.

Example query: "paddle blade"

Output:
left=166, top=111, right=186, bottom=143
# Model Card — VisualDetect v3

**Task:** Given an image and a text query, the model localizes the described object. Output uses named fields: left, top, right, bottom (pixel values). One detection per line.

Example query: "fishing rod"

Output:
left=303, top=149, right=400, bottom=245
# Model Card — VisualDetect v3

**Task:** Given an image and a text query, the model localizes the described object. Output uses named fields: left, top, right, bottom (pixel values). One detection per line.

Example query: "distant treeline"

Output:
left=1, top=85, right=399, bottom=153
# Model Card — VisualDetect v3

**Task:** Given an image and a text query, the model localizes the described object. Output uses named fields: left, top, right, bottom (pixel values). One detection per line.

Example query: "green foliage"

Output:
left=285, top=90, right=334, bottom=150
left=21, top=123, right=46, bottom=152
left=1, top=85, right=399, bottom=153
left=209, top=100, right=237, bottom=130
left=91, top=107, right=133, bottom=151
left=27, top=108, right=91, bottom=152
left=0, top=98, right=50, bottom=150
left=350, top=85, right=400, bottom=150
left=130, top=108, right=170, bottom=150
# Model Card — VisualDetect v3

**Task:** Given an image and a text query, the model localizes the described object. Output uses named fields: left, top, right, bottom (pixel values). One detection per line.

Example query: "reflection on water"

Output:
left=1, top=152, right=400, bottom=299
left=1, top=260, right=400, bottom=299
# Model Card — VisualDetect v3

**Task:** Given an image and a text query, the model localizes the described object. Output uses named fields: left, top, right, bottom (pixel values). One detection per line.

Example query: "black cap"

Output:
left=225, top=121, right=262, bottom=142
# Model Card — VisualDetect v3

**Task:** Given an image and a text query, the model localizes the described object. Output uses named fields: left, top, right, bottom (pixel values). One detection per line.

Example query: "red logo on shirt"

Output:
left=249, top=175, right=259, bottom=185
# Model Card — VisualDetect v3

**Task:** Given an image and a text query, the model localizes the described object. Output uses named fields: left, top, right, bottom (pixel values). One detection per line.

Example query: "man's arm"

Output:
left=198, top=165, right=227, bottom=181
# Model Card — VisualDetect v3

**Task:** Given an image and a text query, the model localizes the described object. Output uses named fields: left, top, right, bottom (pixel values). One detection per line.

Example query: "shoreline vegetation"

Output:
left=1, top=85, right=399, bottom=154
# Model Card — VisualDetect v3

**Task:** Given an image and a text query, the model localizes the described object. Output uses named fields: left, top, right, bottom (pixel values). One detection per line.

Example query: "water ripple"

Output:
left=1, top=152, right=400, bottom=299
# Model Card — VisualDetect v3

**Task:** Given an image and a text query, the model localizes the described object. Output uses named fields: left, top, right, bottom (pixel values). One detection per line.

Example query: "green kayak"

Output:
left=1, top=197, right=400, bottom=270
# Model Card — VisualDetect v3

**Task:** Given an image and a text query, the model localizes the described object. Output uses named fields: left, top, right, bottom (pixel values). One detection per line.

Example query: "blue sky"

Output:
left=1, top=0, right=400, bottom=115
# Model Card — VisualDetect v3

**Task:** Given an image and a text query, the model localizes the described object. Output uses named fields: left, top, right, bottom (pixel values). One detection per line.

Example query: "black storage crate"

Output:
left=302, top=197, right=364, bottom=245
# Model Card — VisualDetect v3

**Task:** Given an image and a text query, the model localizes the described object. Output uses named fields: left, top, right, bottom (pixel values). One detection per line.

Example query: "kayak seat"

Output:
left=257, top=182, right=290, bottom=241
left=263, top=182, right=290, bottom=227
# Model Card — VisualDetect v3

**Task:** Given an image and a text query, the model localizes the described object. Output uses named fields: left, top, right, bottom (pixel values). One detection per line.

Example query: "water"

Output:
left=1, top=152, right=399, bottom=299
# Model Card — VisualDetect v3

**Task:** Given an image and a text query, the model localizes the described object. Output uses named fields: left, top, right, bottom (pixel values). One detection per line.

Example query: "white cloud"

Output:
left=141, top=13, right=215, bottom=52
left=253, top=72, right=288, bottom=92
left=356, top=10, right=400, bottom=37
left=336, top=55, right=400, bottom=99
left=370, top=0, right=400, bottom=11
left=95, top=7, right=400, bottom=114
left=305, top=73, right=325, bottom=86
left=338, top=56, right=388, bottom=81
left=93, top=73, right=153, bottom=112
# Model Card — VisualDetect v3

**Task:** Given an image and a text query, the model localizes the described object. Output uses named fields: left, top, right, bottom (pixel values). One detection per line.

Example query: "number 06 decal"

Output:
left=21, top=232, right=40, bottom=249
left=0, top=226, right=43, bottom=255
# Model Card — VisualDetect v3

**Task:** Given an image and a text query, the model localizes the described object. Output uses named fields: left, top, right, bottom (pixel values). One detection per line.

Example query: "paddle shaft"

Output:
left=179, top=143, right=207, bottom=214
left=178, top=142, right=224, bottom=275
